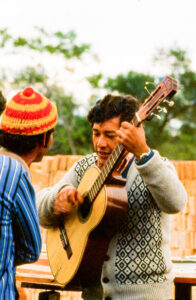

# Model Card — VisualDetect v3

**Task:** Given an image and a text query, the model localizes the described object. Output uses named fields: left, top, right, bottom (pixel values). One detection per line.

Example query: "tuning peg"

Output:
left=157, top=106, right=167, bottom=113
left=145, top=81, right=156, bottom=87
left=162, top=107, right=168, bottom=114
left=150, top=113, right=161, bottom=120
left=163, top=99, right=174, bottom=107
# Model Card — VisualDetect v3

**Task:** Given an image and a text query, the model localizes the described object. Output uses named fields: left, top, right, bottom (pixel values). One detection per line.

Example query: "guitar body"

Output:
left=47, top=166, right=128, bottom=288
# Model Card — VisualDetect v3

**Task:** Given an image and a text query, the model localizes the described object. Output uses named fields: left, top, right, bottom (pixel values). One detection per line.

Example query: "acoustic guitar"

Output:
left=47, top=76, right=177, bottom=288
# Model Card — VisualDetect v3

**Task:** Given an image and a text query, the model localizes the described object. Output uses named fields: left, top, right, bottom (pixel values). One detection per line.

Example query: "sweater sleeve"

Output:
left=134, top=150, right=187, bottom=213
left=36, top=163, right=79, bottom=228
left=13, top=171, right=42, bottom=266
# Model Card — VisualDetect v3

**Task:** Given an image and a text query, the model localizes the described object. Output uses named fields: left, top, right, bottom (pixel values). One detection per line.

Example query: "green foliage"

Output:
left=104, top=71, right=155, bottom=102
left=153, top=47, right=191, bottom=74
left=102, top=49, right=196, bottom=160
left=0, top=27, right=90, bottom=59
left=0, top=26, right=195, bottom=159
left=0, top=29, right=11, bottom=47
left=13, top=67, right=47, bottom=85
left=40, top=85, right=93, bottom=155
left=158, top=133, right=196, bottom=160
left=0, top=28, right=93, bottom=155
left=50, top=115, right=93, bottom=155
left=87, top=73, right=103, bottom=88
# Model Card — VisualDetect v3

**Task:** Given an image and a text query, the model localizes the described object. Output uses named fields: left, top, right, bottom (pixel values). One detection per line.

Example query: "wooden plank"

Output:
left=175, top=273, right=196, bottom=284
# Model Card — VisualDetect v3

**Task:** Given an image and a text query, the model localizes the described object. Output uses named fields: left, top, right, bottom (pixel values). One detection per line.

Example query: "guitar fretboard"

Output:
left=88, top=143, right=126, bottom=203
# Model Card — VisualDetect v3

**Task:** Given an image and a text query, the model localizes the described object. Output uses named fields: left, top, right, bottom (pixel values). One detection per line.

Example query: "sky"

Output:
left=0, top=0, right=196, bottom=101
left=0, top=0, right=196, bottom=74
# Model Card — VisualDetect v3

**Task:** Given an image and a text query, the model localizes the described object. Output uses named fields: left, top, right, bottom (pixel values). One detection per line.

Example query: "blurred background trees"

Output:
left=0, top=28, right=195, bottom=159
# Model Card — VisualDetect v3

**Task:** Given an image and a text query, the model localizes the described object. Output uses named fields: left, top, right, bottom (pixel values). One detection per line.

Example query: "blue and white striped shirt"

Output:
left=0, top=155, right=42, bottom=299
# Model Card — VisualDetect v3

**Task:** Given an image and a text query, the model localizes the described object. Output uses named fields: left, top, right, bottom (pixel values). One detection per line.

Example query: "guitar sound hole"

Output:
left=78, top=195, right=92, bottom=221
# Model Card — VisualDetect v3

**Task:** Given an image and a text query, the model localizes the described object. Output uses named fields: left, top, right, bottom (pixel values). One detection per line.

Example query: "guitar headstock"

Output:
left=132, top=76, right=177, bottom=127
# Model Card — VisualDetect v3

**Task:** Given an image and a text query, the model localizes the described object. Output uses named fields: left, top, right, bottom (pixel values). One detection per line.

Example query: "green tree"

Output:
left=90, top=49, right=196, bottom=160
left=153, top=48, right=196, bottom=160
left=0, top=28, right=195, bottom=159
left=0, top=28, right=93, bottom=155
left=0, top=28, right=90, bottom=58
left=44, top=85, right=93, bottom=155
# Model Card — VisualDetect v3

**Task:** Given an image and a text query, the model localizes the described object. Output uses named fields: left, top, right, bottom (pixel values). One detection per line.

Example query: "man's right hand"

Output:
left=54, top=186, right=83, bottom=215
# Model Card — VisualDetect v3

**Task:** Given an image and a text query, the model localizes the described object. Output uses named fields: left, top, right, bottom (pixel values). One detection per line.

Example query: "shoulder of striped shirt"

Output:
left=0, top=148, right=32, bottom=182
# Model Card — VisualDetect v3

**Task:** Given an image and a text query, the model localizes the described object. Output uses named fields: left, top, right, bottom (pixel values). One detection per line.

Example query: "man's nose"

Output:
left=97, top=135, right=107, bottom=147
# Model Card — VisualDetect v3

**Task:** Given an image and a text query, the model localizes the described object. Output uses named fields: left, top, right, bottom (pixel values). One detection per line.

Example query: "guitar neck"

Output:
left=88, top=143, right=126, bottom=203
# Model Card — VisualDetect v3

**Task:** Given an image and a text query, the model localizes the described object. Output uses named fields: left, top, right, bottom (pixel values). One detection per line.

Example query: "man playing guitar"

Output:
left=37, top=93, right=187, bottom=300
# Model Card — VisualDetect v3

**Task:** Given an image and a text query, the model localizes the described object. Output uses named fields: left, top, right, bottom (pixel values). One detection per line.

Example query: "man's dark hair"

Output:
left=87, top=94, right=139, bottom=126
left=0, top=91, right=6, bottom=116
left=0, top=129, right=54, bottom=155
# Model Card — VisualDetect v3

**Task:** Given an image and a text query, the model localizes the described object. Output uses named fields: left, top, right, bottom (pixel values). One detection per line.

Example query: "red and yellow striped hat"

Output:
left=0, top=87, right=57, bottom=135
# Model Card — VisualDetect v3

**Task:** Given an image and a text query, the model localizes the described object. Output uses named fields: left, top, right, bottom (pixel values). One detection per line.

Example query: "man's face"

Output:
left=92, top=116, right=120, bottom=167
left=35, top=132, right=54, bottom=162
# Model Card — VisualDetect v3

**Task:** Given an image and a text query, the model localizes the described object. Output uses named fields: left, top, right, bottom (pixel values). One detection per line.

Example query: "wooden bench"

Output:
left=174, top=274, right=196, bottom=300
left=16, top=248, right=196, bottom=300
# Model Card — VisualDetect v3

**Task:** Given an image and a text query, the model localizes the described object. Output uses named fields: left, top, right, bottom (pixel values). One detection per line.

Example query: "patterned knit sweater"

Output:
left=37, top=151, right=187, bottom=300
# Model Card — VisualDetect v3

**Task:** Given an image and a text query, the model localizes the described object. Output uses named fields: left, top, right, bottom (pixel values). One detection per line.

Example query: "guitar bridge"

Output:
left=59, top=223, right=73, bottom=259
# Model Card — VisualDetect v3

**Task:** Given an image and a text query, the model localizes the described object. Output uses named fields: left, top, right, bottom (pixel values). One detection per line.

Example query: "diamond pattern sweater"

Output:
left=37, top=151, right=187, bottom=300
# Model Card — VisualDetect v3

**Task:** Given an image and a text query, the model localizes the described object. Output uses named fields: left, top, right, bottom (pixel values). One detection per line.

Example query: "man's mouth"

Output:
left=97, top=151, right=110, bottom=158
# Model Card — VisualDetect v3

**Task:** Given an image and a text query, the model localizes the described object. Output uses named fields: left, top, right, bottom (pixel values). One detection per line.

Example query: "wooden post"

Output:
left=175, top=283, right=191, bottom=300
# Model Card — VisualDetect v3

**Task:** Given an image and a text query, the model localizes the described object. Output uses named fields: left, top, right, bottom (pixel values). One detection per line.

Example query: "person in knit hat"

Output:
left=0, top=87, right=57, bottom=299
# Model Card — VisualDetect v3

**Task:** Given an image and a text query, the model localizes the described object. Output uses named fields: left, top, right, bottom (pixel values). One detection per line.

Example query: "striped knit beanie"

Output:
left=0, top=87, right=57, bottom=135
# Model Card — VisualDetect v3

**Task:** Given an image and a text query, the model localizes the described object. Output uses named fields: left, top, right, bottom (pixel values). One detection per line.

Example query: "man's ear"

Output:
left=42, top=133, right=47, bottom=148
